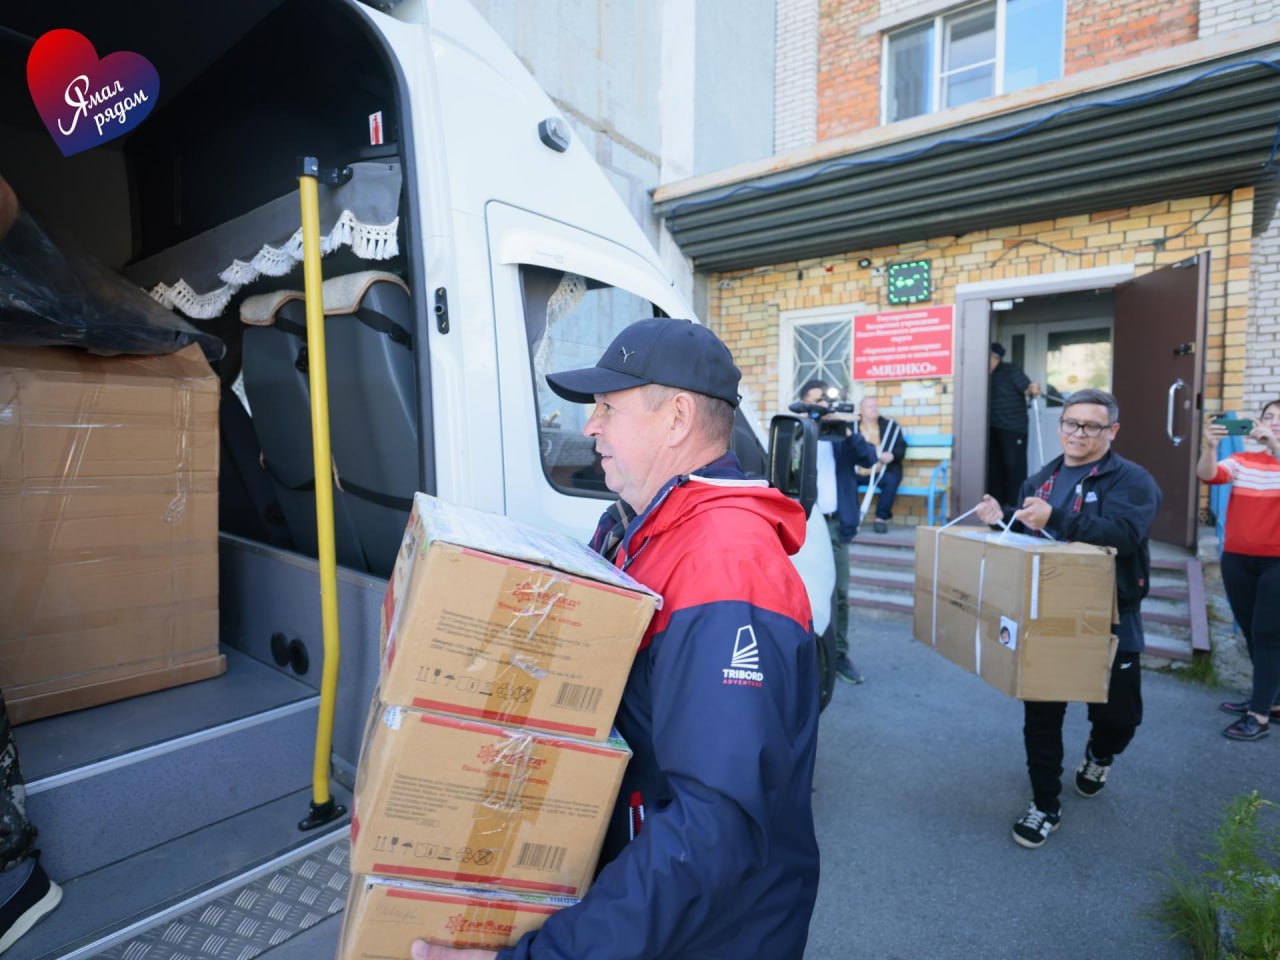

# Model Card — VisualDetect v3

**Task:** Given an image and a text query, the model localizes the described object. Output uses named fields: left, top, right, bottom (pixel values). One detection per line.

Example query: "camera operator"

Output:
left=795, top=380, right=879, bottom=685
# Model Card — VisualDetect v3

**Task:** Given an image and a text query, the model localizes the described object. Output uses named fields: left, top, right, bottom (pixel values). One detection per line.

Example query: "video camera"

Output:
left=788, top=387, right=857, bottom=438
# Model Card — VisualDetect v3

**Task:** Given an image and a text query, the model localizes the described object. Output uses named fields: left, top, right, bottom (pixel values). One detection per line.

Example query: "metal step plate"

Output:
left=97, top=839, right=349, bottom=960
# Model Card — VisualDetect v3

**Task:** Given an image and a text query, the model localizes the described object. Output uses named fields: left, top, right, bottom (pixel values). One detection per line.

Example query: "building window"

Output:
left=883, top=0, right=1064, bottom=124
left=521, top=265, right=665, bottom=497
left=789, top=317, right=853, bottom=402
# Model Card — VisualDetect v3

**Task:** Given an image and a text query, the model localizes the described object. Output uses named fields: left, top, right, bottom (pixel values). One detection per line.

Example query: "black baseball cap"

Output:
left=990, top=342, right=1006, bottom=357
left=546, top=317, right=742, bottom=407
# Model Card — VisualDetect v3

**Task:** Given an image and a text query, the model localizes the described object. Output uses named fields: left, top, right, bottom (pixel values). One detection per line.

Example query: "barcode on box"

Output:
left=553, top=682, right=602, bottom=713
left=516, top=842, right=567, bottom=873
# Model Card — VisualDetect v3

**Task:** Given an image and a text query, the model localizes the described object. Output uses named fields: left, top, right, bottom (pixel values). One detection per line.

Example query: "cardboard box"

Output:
left=339, top=876, right=576, bottom=958
left=913, top=526, right=1118, bottom=702
left=380, top=493, right=659, bottom=740
left=350, top=703, right=629, bottom=896
left=0, top=344, right=224, bottom=723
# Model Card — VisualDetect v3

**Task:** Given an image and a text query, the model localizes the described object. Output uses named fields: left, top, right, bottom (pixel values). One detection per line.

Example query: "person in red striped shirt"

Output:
left=1198, top=399, right=1280, bottom=741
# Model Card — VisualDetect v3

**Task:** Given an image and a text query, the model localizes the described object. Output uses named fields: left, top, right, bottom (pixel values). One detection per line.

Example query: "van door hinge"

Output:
left=434, top=287, right=450, bottom=334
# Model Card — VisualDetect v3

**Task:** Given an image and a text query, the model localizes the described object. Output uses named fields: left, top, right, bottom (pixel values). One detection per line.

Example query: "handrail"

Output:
left=297, top=156, right=347, bottom=831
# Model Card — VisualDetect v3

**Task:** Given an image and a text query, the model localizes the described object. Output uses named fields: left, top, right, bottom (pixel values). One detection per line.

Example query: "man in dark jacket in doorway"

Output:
left=988, top=342, right=1041, bottom=508
left=415, top=318, right=821, bottom=960
left=976, top=387, right=1161, bottom=850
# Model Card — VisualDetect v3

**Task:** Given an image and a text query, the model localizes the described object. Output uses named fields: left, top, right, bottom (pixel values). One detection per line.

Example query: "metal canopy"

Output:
left=654, top=49, right=1280, bottom=273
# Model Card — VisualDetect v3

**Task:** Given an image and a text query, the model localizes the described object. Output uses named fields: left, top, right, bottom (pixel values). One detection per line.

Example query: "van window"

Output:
left=521, top=265, right=664, bottom=497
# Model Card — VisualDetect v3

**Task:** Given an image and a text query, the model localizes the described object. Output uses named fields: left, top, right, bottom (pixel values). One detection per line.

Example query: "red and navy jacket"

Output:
left=498, top=453, right=821, bottom=960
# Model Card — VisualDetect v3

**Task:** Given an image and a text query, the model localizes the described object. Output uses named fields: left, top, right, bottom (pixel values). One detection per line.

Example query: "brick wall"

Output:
left=775, top=0, right=821, bottom=152
left=708, top=190, right=1251, bottom=521
left=1245, top=198, right=1280, bottom=415
left=1064, top=0, right=1197, bottom=75
left=1199, top=0, right=1278, bottom=37
left=816, top=0, right=881, bottom=140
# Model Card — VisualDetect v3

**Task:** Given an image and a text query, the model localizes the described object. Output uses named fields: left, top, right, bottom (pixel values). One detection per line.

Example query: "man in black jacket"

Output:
left=975, top=388, right=1161, bottom=850
left=988, top=342, right=1041, bottom=509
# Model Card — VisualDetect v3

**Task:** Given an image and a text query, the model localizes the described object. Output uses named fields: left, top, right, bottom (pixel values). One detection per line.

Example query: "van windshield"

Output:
left=521, top=265, right=664, bottom=497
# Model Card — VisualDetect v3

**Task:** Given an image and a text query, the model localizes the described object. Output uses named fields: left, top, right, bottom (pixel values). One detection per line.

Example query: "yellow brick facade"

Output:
left=708, top=188, right=1254, bottom=523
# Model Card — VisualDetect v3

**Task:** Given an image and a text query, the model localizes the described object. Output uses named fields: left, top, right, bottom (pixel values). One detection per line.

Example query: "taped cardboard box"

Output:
left=339, top=875, right=577, bottom=958
left=0, top=344, right=224, bottom=723
left=379, top=492, right=659, bottom=741
left=913, top=526, right=1118, bottom=702
left=350, top=702, right=629, bottom=896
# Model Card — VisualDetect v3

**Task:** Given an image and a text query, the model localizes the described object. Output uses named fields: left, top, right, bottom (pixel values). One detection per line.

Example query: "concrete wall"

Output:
left=468, top=0, right=776, bottom=246
left=695, top=0, right=777, bottom=176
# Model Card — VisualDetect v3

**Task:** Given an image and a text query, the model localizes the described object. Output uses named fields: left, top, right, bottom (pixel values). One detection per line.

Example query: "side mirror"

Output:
left=768, top=414, right=818, bottom=518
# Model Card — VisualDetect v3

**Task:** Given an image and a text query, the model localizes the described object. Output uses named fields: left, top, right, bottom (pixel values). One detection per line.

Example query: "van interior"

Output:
left=0, top=2, right=418, bottom=955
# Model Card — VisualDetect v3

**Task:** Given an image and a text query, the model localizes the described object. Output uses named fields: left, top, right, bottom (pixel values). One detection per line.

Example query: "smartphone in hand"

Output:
left=1212, top=415, right=1254, bottom=436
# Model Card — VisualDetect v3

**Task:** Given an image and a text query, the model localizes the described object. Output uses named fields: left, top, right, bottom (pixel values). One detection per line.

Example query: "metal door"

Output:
left=1111, top=253, right=1208, bottom=547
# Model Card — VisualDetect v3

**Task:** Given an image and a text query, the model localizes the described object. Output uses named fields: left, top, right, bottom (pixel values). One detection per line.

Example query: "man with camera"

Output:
left=975, top=388, right=1160, bottom=849
left=796, top=379, right=879, bottom=685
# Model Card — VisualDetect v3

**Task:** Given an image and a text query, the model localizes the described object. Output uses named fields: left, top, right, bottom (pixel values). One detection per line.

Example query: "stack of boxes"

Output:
left=340, top=493, right=659, bottom=957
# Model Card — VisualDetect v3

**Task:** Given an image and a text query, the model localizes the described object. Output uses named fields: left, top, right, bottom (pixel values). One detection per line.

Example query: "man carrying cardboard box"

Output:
left=414, top=318, right=821, bottom=959
left=975, top=388, right=1160, bottom=850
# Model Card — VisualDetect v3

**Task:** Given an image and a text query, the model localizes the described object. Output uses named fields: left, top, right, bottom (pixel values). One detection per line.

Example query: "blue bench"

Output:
left=858, top=433, right=953, bottom=525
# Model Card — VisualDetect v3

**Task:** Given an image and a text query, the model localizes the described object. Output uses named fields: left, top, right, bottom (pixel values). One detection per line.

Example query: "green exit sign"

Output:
left=887, top=259, right=932, bottom=305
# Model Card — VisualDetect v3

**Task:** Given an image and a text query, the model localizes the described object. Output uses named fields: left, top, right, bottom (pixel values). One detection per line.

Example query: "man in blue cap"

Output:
left=414, top=318, right=821, bottom=960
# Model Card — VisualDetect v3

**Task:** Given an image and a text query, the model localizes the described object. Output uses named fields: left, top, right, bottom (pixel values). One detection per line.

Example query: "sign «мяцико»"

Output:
left=853, top=305, right=954, bottom=381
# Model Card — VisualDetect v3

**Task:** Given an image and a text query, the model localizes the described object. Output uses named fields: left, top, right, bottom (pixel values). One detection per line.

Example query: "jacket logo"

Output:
left=723, top=625, right=764, bottom=686
left=619, top=346, right=635, bottom=363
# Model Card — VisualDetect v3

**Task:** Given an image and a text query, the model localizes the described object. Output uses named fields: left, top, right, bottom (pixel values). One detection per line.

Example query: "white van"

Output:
left=0, top=2, right=834, bottom=956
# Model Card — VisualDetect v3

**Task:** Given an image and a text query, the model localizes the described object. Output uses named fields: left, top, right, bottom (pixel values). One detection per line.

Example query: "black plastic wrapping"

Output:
left=0, top=209, right=224, bottom=361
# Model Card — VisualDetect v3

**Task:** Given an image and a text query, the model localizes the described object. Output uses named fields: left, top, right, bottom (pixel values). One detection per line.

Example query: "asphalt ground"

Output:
left=804, top=617, right=1280, bottom=960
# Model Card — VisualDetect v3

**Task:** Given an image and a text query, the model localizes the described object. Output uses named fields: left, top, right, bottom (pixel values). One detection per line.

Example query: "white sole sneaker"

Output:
left=0, top=874, right=62, bottom=955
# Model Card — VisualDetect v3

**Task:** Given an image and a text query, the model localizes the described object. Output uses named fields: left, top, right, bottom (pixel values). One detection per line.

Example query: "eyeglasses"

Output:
left=1059, top=418, right=1111, bottom=437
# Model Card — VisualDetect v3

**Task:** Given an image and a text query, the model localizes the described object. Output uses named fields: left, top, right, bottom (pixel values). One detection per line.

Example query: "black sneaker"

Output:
left=1220, top=699, right=1280, bottom=719
left=835, top=655, right=864, bottom=685
left=872, top=520, right=888, bottom=534
left=1223, top=714, right=1270, bottom=741
left=1012, top=803, right=1060, bottom=849
left=0, top=859, right=62, bottom=954
left=1075, top=749, right=1111, bottom=798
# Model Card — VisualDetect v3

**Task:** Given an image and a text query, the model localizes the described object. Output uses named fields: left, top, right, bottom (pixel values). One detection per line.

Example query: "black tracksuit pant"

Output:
left=1023, top=614, right=1144, bottom=815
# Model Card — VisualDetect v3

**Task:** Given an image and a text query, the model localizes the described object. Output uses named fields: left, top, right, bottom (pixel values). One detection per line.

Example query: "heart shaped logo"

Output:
left=26, top=29, right=159, bottom=157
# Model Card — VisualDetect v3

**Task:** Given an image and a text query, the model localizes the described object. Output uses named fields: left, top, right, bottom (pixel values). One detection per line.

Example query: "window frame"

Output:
left=880, top=0, right=1063, bottom=125
left=777, top=304, right=864, bottom=413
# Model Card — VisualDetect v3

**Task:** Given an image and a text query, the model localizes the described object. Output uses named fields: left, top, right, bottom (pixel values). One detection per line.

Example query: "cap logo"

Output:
left=619, top=346, right=635, bottom=363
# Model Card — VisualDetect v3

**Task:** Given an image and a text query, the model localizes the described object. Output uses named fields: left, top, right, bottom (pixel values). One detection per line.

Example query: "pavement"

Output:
left=804, top=617, right=1280, bottom=960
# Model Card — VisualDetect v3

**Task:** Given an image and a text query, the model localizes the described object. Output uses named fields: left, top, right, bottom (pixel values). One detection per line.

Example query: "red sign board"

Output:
left=852, top=305, right=954, bottom=381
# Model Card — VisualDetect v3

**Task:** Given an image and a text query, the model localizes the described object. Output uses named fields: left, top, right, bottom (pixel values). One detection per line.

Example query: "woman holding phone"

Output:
left=1197, top=399, right=1280, bottom=740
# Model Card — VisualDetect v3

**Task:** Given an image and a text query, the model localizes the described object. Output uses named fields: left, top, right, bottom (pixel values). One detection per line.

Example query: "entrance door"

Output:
left=1111, top=253, right=1209, bottom=547
left=999, top=319, right=1114, bottom=475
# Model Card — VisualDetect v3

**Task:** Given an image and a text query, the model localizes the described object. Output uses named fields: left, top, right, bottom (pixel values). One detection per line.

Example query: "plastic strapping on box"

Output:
left=929, top=505, right=978, bottom=648
left=974, top=555, right=987, bottom=676
left=1030, top=555, right=1042, bottom=620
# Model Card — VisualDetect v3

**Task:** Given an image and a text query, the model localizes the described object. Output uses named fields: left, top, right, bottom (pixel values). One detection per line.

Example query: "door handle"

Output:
left=1166, top=378, right=1185, bottom=447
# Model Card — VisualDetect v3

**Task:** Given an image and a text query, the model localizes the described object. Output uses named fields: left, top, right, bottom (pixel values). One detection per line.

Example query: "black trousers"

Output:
left=988, top=427, right=1028, bottom=509
left=1023, top=651, right=1143, bottom=815
left=1221, top=552, right=1280, bottom=716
